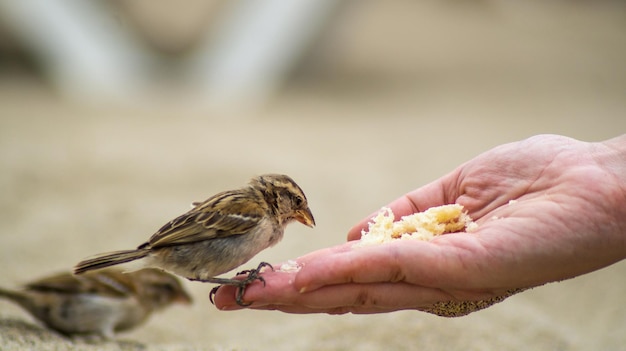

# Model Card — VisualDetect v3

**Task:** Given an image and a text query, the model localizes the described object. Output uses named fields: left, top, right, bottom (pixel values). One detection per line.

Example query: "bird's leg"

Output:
left=204, top=262, right=274, bottom=306
left=236, top=261, right=274, bottom=276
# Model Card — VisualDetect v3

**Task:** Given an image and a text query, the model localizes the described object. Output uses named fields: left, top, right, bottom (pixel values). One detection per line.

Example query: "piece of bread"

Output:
left=356, top=204, right=524, bottom=317
left=357, top=204, right=477, bottom=246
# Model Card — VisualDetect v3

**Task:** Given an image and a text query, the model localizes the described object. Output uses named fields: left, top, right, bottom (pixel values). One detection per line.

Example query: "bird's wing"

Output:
left=25, top=270, right=134, bottom=297
left=148, top=191, right=266, bottom=248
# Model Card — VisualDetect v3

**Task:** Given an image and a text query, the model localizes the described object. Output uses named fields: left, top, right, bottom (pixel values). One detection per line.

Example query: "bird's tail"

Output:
left=73, top=249, right=150, bottom=275
left=0, top=287, right=30, bottom=308
left=0, top=287, right=21, bottom=301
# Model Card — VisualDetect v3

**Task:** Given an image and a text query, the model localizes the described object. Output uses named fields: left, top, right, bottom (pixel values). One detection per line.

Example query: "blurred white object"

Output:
left=0, top=0, right=155, bottom=101
left=0, top=0, right=337, bottom=106
left=185, top=0, right=337, bottom=107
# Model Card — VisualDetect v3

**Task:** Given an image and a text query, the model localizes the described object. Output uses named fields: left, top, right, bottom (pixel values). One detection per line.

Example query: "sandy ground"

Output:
left=1, top=1, right=626, bottom=350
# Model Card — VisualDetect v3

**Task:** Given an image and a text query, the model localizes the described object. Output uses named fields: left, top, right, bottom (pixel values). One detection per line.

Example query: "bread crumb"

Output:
left=356, top=204, right=476, bottom=247
left=278, top=260, right=302, bottom=273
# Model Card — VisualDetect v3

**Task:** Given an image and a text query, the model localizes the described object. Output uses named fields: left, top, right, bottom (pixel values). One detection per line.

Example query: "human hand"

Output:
left=213, top=134, right=626, bottom=314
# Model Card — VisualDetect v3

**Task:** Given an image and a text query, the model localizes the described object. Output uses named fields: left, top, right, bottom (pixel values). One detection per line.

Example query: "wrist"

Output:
left=595, top=134, right=626, bottom=256
left=602, top=133, right=626, bottom=156
left=597, top=134, right=626, bottom=187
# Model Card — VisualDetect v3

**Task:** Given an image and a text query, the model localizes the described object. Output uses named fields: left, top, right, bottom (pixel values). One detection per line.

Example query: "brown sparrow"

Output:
left=74, top=174, right=315, bottom=305
left=0, top=268, right=191, bottom=338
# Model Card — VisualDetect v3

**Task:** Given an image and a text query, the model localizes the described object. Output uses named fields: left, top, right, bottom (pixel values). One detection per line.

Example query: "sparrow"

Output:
left=0, top=268, right=191, bottom=339
left=74, top=174, right=315, bottom=306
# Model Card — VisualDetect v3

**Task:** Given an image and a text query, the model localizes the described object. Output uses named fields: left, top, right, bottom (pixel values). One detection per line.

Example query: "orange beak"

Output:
left=295, top=207, right=315, bottom=227
left=175, top=290, right=193, bottom=305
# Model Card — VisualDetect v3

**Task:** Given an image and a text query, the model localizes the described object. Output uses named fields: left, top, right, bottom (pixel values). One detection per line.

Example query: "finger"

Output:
left=211, top=250, right=385, bottom=309
left=212, top=257, right=313, bottom=309
left=287, top=283, right=450, bottom=311
left=296, top=232, right=502, bottom=294
left=213, top=244, right=432, bottom=308
left=218, top=278, right=453, bottom=314
left=212, top=269, right=299, bottom=310
left=295, top=240, right=441, bottom=293
left=241, top=303, right=400, bottom=315
left=347, top=176, right=454, bottom=241
left=211, top=245, right=370, bottom=308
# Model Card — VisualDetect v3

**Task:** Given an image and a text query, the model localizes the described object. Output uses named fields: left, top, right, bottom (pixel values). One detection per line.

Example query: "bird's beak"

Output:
left=175, top=291, right=193, bottom=305
left=295, top=208, right=315, bottom=227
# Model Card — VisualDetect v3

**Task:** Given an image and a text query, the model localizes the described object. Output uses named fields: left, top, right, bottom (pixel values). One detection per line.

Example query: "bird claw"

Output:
left=209, top=262, right=274, bottom=306
left=209, top=285, right=220, bottom=305
left=236, top=262, right=274, bottom=276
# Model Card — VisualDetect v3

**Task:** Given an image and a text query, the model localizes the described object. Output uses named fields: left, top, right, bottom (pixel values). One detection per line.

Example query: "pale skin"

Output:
left=213, top=134, right=626, bottom=314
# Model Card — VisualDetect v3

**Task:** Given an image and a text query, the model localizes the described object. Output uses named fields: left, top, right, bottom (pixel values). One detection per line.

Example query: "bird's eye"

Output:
left=156, top=282, right=176, bottom=294
left=294, top=196, right=304, bottom=207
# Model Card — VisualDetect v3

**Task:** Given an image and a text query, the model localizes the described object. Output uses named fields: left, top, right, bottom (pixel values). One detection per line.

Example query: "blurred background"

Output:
left=0, top=0, right=625, bottom=350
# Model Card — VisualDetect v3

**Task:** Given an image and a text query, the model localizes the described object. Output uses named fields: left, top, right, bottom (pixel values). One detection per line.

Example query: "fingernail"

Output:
left=218, top=304, right=241, bottom=311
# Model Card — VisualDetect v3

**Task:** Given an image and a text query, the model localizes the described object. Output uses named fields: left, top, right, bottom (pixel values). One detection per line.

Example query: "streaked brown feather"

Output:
left=147, top=188, right=266, bottom=248
left=25, top=270, right=135, bottom=298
